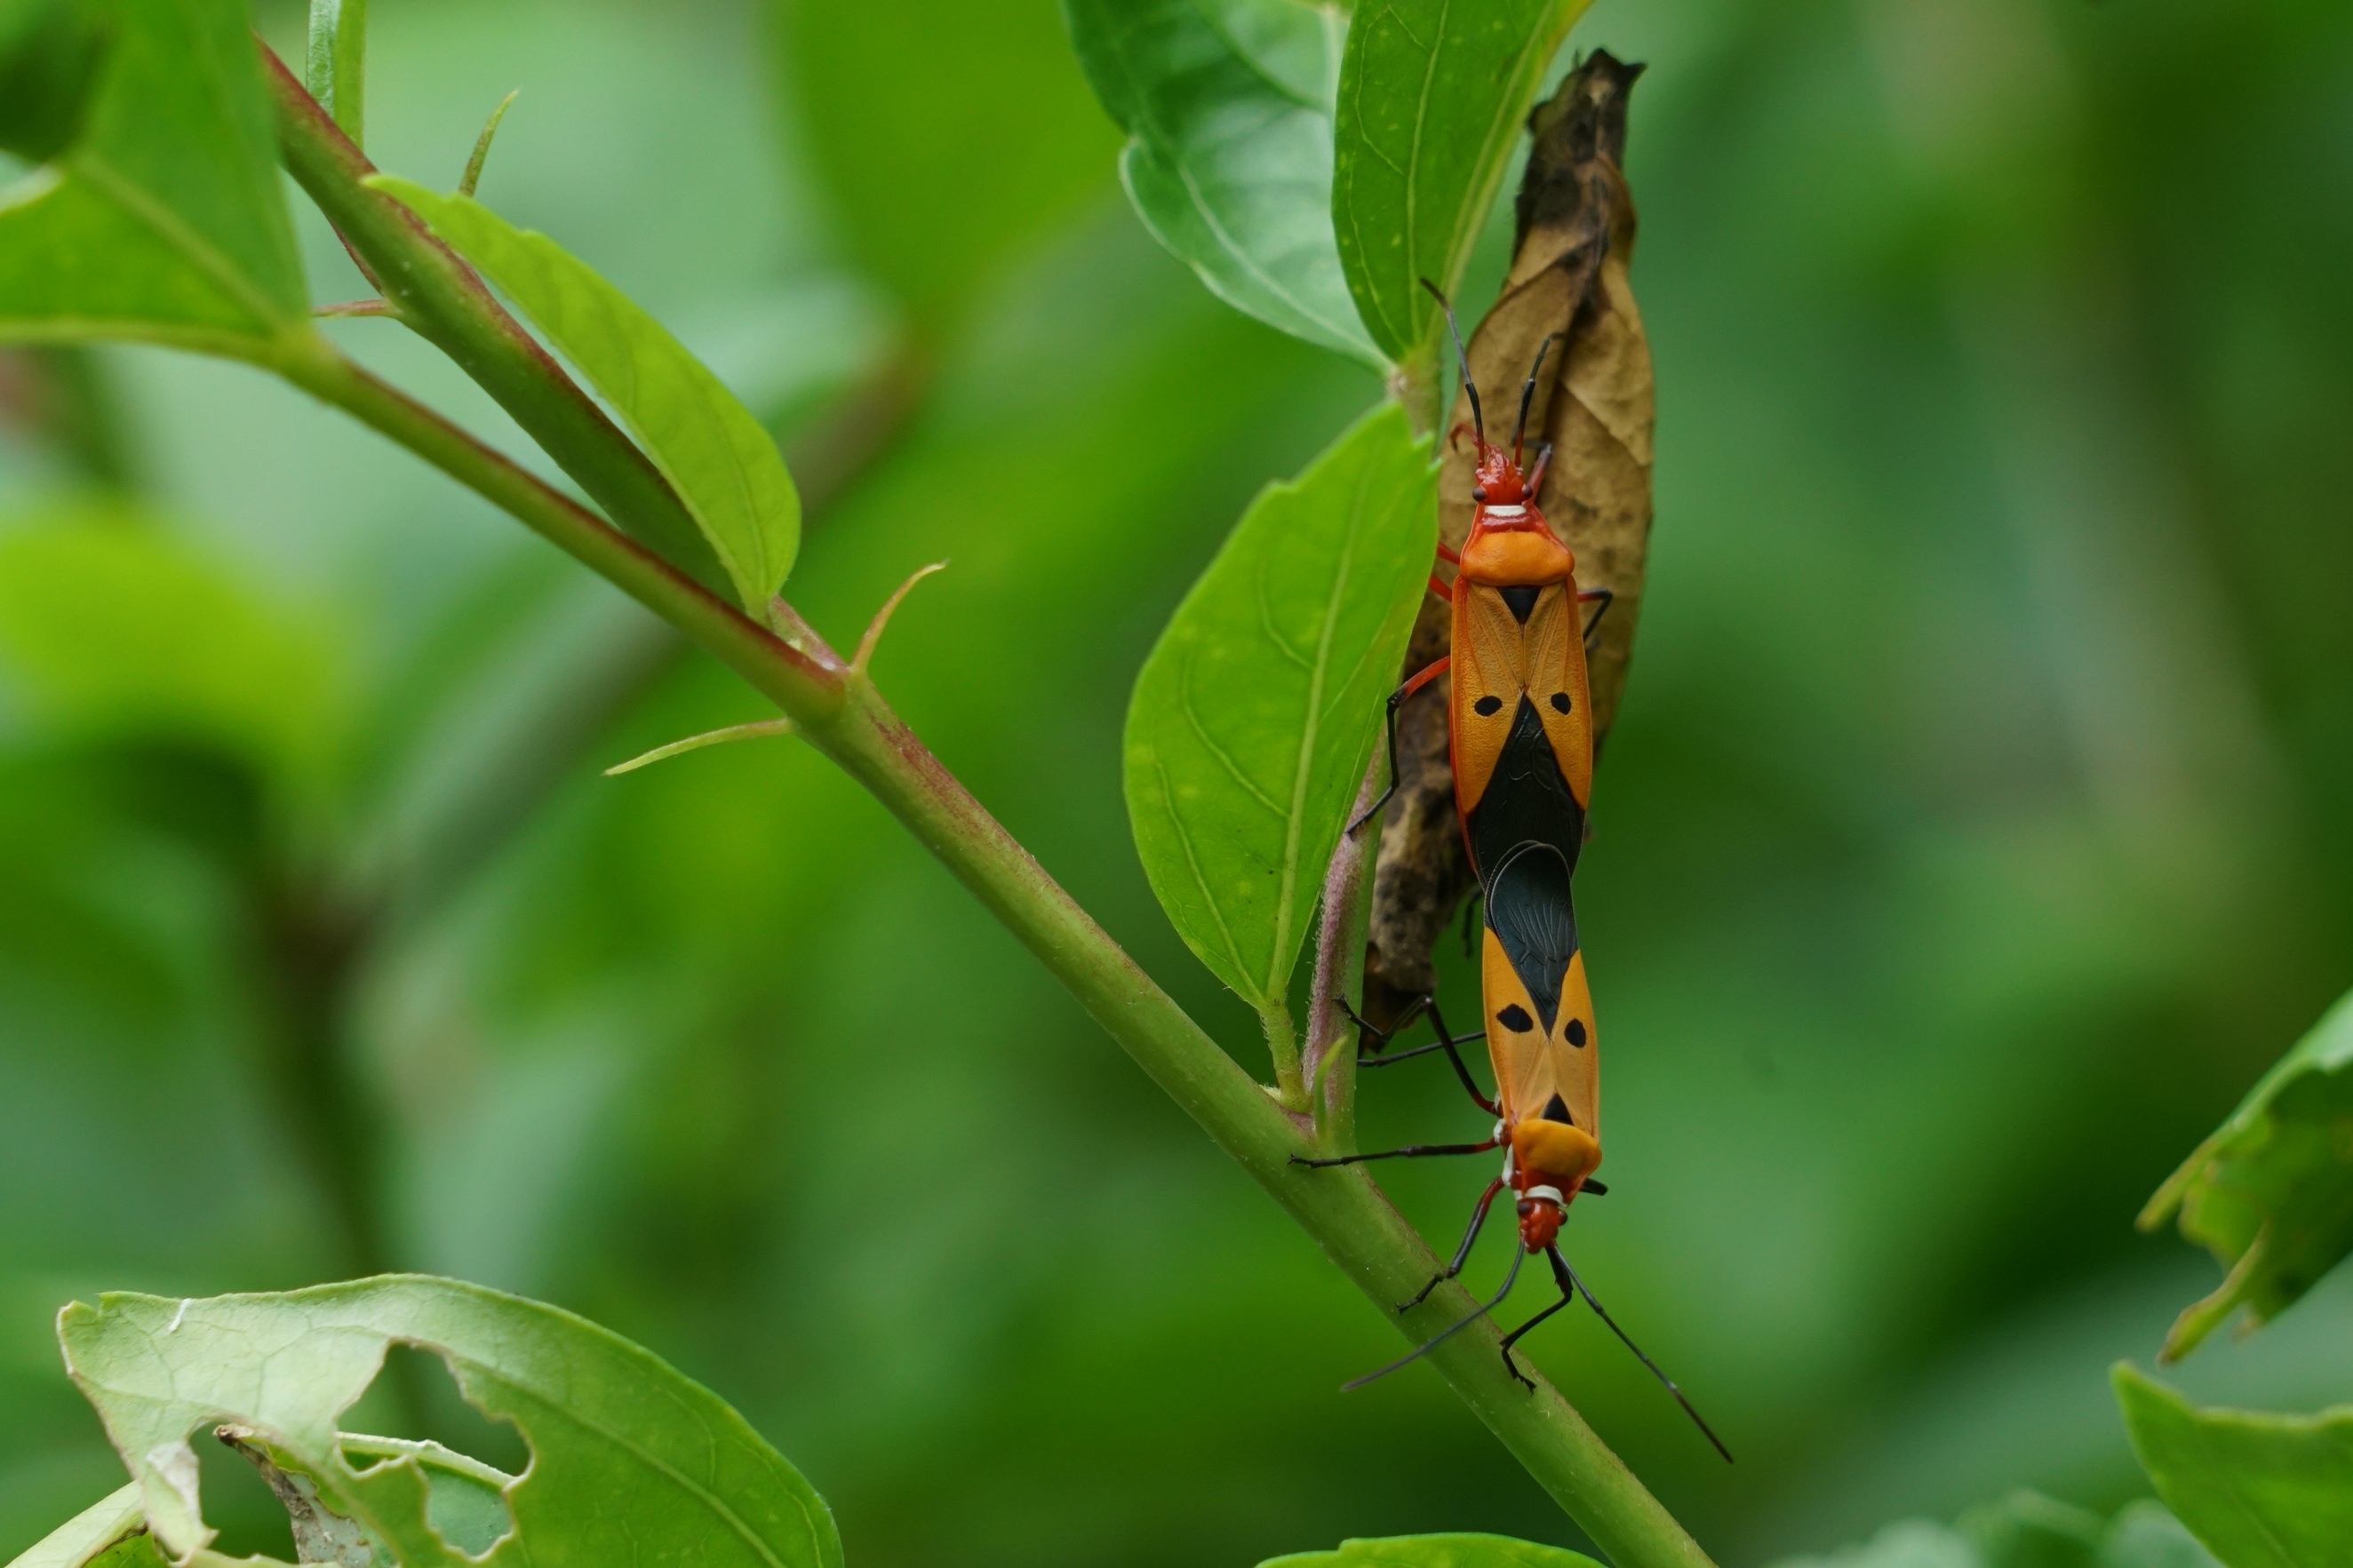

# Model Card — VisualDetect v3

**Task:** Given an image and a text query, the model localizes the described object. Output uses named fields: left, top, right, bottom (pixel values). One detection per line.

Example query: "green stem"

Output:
left=260, top=81, right=1715, bottom=1568
left=305, top=0, right=367, bottom=148
left=259, top=44, right=731, bottom=599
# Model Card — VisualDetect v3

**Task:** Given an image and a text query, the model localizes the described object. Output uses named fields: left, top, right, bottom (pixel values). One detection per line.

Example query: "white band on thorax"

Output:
left=1484, top=504, right=1527, bottom=518
left=1524, top=1184, right=1565, bottom=1207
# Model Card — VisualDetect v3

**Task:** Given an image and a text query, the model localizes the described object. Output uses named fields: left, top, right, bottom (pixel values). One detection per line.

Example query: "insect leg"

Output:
left=1399, top=1177, right=1505, bottom=1312
left=1348, top=657, right=1450, bottom=836
left=1289, top=1136, right=1498, bottom=1170
left=1341, top=1243, right=1526, bottom=1392
left=1578, top=586, right=1615, bottom=651
left=1551, top=1246, right=1735, bottom=1462
left=1343, top=996, right=1496, bottom=1115
left=1496, top=1277, right=1577, bottom=1392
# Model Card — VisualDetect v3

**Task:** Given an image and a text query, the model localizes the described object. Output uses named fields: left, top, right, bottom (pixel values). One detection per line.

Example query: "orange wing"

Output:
left=1523, top=582, right=1595, bottom=811
left=1450, top=584, right=1594, bottom=820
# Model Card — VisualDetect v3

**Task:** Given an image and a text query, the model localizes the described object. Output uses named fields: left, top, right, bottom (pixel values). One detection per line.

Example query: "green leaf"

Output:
left=775, top=0, right=1118, bottom=326
left=0, top=513, right=343, bottom=798
left=2098, top=1502, right=2224, bottom=1568
left=3, top=1484, right=164, bottom=1568
left=2137, top=985, right=2353, bottom=1358
left=1065, top=0, right=1383, bottom=366
left=1958, top=1492, right=2102, bottom=1568
left=1332, top=0, right=1591, bottom=362
left=1123, top=402, right=1435, bottom=1022
left=368, top=179, right=802, bottom=612
left=0, top=0, right=307, bottom=352
left=0, top=0, right=111, bottom=163
left=1260, top=1534, right=1601, bottom=1568
left=305, top=0, right=365, bottom=149
left=2113, top=1364, right=2353, bottom=1568
left=55, top=1277, right=841, bottom=1568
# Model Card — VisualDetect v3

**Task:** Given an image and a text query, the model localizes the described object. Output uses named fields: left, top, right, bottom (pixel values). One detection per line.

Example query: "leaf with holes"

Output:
left=1123, top=402, right=1435, bottom=1023
left=1065, top=0, right=1381, bottom=365
left=2115, top=1365, right=2353, bottom=1568
left=51, top=1276, right=841, bottom=1568
left=2138, top=985, right=2353, bottom=1360
left=367, top=179, right=802, bottom=612
left=0, top=0, right=307, bottom=353
left=1332, top=0, right=1591, bottom=363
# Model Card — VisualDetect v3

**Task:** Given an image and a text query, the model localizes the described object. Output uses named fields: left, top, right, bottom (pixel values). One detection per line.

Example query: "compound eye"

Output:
left=1472, top=486, right=1488, bottom=503
left=1514, top=1199, right=1535, bottom=1217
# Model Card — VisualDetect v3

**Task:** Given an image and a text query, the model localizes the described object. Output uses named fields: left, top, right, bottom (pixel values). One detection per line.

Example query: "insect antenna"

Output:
left=1549, top=1246, right=1735, bottom=1463
left=1342, top=1243, right=1526, bottom=1391
left=1512, top=334, right=1563, bottom=466
left=1420, top=278, right=1483, bottom=446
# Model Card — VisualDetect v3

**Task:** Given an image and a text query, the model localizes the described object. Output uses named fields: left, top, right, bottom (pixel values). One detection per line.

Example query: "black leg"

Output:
left=1497, top=1284, right=1576, bottom=1391
left=1400, top=1178, right=1504, bottom=1312
left=1550, top=1247, right=1735, bottom=1462
left=1579, top=586, right=1615, bottom=652
left=1348, top=684, right=1412, bottom=837
left=1341, top=1242, right=1526, bottom=1392
left=1290, top=1137, right=1497, bottom=1170
left=1344, top=995, right=1496, bottom=1115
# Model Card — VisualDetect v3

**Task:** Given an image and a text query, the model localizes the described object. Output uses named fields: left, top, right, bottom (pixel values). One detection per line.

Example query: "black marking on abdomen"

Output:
left=1465, top=696, right=1584, bottom=880
left=1485, top=843, right=1577, bottom=1035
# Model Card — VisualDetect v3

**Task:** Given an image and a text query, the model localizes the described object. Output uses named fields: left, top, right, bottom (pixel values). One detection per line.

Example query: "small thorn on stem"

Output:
left=852, top=560, right=948, bottom=676
left=603, top=717, right=795, bottom=776
left=459, top=88, right=522, bottom=198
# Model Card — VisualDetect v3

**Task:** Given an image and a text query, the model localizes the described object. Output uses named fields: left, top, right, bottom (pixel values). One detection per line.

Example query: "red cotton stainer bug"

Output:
left=1295, top=283, right=1730, bottom=1462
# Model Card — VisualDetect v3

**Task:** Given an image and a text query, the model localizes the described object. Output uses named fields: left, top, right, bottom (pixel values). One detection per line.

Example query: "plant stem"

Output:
left=259, top=44, right=731, bottom=599
left=1305, top=759, right=1383, bottom=1151
left=261, top=75, right=1717, bottom=1568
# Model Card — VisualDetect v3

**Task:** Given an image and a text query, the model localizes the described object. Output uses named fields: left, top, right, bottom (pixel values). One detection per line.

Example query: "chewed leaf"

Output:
left=1123, top=402, right=1435, bottom=1016
left=2114, top=1364, right=2353, bottom=1568
left=367, top=178, right=802, bottom=612
left=1332, top=0, right=1591, bottom=362
left=1260, top=1534, right=1602, bottom=1568
left=3, top=1483, right=163, bottom=1568
left=1065, top=0, right=1382, bottom=365
left=2138, top=984, right=2353, bottom=1359
left=56, top=1277, right=841, bottom=1568
left=0, top=0, right=307, bottom=351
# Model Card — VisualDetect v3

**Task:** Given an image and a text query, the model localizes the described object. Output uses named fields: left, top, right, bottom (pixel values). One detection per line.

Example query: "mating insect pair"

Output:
left=1296, top=284, right=1728, bottom=1462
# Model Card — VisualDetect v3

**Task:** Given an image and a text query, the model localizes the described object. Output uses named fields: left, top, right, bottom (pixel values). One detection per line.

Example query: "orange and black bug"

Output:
left=1298, top=287, right=1727, bottom=1461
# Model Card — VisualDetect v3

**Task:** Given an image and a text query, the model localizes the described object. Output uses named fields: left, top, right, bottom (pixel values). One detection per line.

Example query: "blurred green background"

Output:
left=1, top=0, right=2349, bottom=1564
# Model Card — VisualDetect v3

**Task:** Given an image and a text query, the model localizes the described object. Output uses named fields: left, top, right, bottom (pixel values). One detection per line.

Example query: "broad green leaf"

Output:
left=0, top=0, right=307, bottom=352
left=2137, top=985, right=2353, bottom=1358
left=1261, top=1535, right=1601, bottom=1568
left=1332, top=0, right=1591, bottom=362
left=0, top=0, right=110, bottom=163
left=775, top=0, right=1117, bottom=326
left=1771, top=1523, right=1981, bottom=1568
left=0, top=514, right=343, bottom=799
left=368, top=179, right=802, bottom=612
left=4, top=1484, right=163, bottom=1568
left=57, top=1277, right=841, bottom=1568
left=1124, top=402, right=1435, bottom=1018
left=2113, top=1365, right=2353, bottom=1568
left=1766, top=1500, right=2221, bottom=1568
left=1065, top=0, right=1383, bottom=366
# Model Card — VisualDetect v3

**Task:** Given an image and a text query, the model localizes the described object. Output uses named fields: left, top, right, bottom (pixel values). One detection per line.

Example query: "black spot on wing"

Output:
left=1496, top=1004, right=1534, bottom=1032
left=1550, top=692, right=1572, bottom=713
left=1485, top=843, right=1577, bottom=1036
left=1499, top=585, right=1541, bottom=624
left=1465, top=697, right=1583, bottom=879
left=1565, top=1018, right=1587, bottom=1047
left=1542, top=1093, right=1573, bottom=1126
left=1474, top=695, right=1504, bottom=716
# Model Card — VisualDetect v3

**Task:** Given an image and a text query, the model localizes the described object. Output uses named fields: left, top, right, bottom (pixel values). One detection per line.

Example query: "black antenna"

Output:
left=1420, top=278, right=1482, bottom=445
left=1343, top=1243, right=1525, bottom=1391
left=1551, top=1247, right=1734, bottom=1463
left=1512, top=334, right=1562, bottom=466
